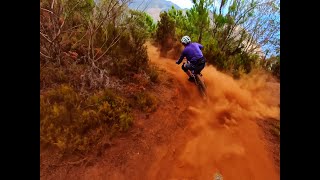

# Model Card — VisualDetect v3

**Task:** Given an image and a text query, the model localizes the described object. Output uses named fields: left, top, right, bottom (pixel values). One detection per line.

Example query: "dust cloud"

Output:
left=148, top=43, right=280, bottom=180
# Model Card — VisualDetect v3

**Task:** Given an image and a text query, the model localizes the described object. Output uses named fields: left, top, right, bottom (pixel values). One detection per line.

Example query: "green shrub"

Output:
left=40, top=85, right=133, bottom=153
left=108, top=10, right=151, bottom=79
left=133, top=92, right=158, bottom=112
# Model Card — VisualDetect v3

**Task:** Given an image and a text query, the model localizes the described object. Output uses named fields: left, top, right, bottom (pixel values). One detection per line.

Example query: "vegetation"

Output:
left=40, top=0, right=279, bottom=155
left=40, top=86, right=133, bottom=153
left=133, top=92, right=158, bottom=112
left=270, top=120, right=280, bottom=138
left=154, top=0, right=280, bottom=78
left=40, top=0, right=159, bottom=154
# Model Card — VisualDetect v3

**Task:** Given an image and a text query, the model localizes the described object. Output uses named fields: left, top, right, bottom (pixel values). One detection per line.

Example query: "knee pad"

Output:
left=181, top=64, right=188, bottom=72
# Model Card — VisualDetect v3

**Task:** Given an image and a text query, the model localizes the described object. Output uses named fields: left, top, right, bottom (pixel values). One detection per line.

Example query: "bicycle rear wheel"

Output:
left=195, top=75, right=207, bottom=99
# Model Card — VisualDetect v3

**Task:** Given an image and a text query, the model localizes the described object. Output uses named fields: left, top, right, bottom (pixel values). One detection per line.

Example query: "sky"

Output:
left=167, top=0, right=193, bottom=9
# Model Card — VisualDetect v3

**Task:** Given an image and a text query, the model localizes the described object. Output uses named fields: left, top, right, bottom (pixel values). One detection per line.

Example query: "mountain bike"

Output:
left=183, top=62, right=207, bottom=100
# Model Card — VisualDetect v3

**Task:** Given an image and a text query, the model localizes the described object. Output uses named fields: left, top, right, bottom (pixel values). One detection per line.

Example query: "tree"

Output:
left=152, top=0, right=280, bottom=77
left=167, top=6, right=188, bottom=37
left=40, top=0, right=95, bottom=64
left=211, top=0, right=280, bottom=57
left=188, top=0, right=213, bottom=43
left=129, top=10, right=156, bottom=38
left=155, top=11, right=176, bottom=54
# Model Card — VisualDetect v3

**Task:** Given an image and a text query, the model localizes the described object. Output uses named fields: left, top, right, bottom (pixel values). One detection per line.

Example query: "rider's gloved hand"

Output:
left=176, top=60, right=180, bottom=65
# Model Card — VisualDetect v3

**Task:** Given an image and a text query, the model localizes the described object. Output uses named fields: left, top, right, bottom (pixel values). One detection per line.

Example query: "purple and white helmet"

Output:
left=181, top=36, right=191, bottom=44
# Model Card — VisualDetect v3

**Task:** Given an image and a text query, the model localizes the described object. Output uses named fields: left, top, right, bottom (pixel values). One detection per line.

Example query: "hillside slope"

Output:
left=40, top=43, right=280, bottom=180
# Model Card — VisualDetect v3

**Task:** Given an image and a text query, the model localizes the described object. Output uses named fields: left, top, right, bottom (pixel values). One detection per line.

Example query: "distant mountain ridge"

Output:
left=128, top=0, right=181, bottom=10
left=128, top=0, right=184, bottom=21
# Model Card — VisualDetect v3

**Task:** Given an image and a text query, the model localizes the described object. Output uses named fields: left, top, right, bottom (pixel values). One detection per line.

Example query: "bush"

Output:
left=40, top=0, right=166, bottom=157
left=155, top=11, right=176, bottom=56
left=40, top=85, right=133, bottom=153
left=201, top=40, right=259, bottom=77
left=107, top=10, right=151, bottom=79
left=272, top=61, right=280, bottom=79
left=147, top=65, right=160, bottom=83
left=264, top=55, right=280, bottom=80
left=133, top=92, right=158, bottom=112
left=270, top=120, right=280, bottom=138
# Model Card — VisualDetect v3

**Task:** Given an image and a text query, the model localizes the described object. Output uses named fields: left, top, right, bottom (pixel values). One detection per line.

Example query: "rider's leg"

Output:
left=182, top=63, right=192, bottom=76
left=194, top=57, right=206, bottom=74
left=195, top=62, right=206, bottom=74
left=182, top=63, right=195, bottom=82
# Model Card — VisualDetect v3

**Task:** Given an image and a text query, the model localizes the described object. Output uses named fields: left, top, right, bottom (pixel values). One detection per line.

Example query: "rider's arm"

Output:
left=176, top=50, right=186, bottom=64
left=198, top=43, right=204, bottom=50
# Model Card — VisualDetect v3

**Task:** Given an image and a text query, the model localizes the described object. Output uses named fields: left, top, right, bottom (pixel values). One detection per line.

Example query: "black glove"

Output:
left=176, top=60, right=180, bottom=65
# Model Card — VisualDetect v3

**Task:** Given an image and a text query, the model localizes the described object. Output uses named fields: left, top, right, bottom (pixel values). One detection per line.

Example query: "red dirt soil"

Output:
left=40, top=43, right=280, bottom=180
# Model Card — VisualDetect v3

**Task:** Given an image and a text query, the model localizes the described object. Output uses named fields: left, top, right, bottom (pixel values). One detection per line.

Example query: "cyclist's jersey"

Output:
left=177, top=43, right=204, bottom=65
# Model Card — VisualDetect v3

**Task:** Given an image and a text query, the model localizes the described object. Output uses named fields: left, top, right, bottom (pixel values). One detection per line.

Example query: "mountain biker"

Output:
left=175, top=35, right=206, bottom=82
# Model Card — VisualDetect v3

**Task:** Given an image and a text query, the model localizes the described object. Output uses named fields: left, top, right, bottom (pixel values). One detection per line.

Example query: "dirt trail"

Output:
left=144, top=43, right=280, bottom=180
left=41, top=43, right=280, bottom=180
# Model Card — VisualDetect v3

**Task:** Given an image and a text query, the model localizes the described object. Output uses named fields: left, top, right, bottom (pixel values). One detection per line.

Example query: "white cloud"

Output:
left=166, top=0, right=193, bottom=9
